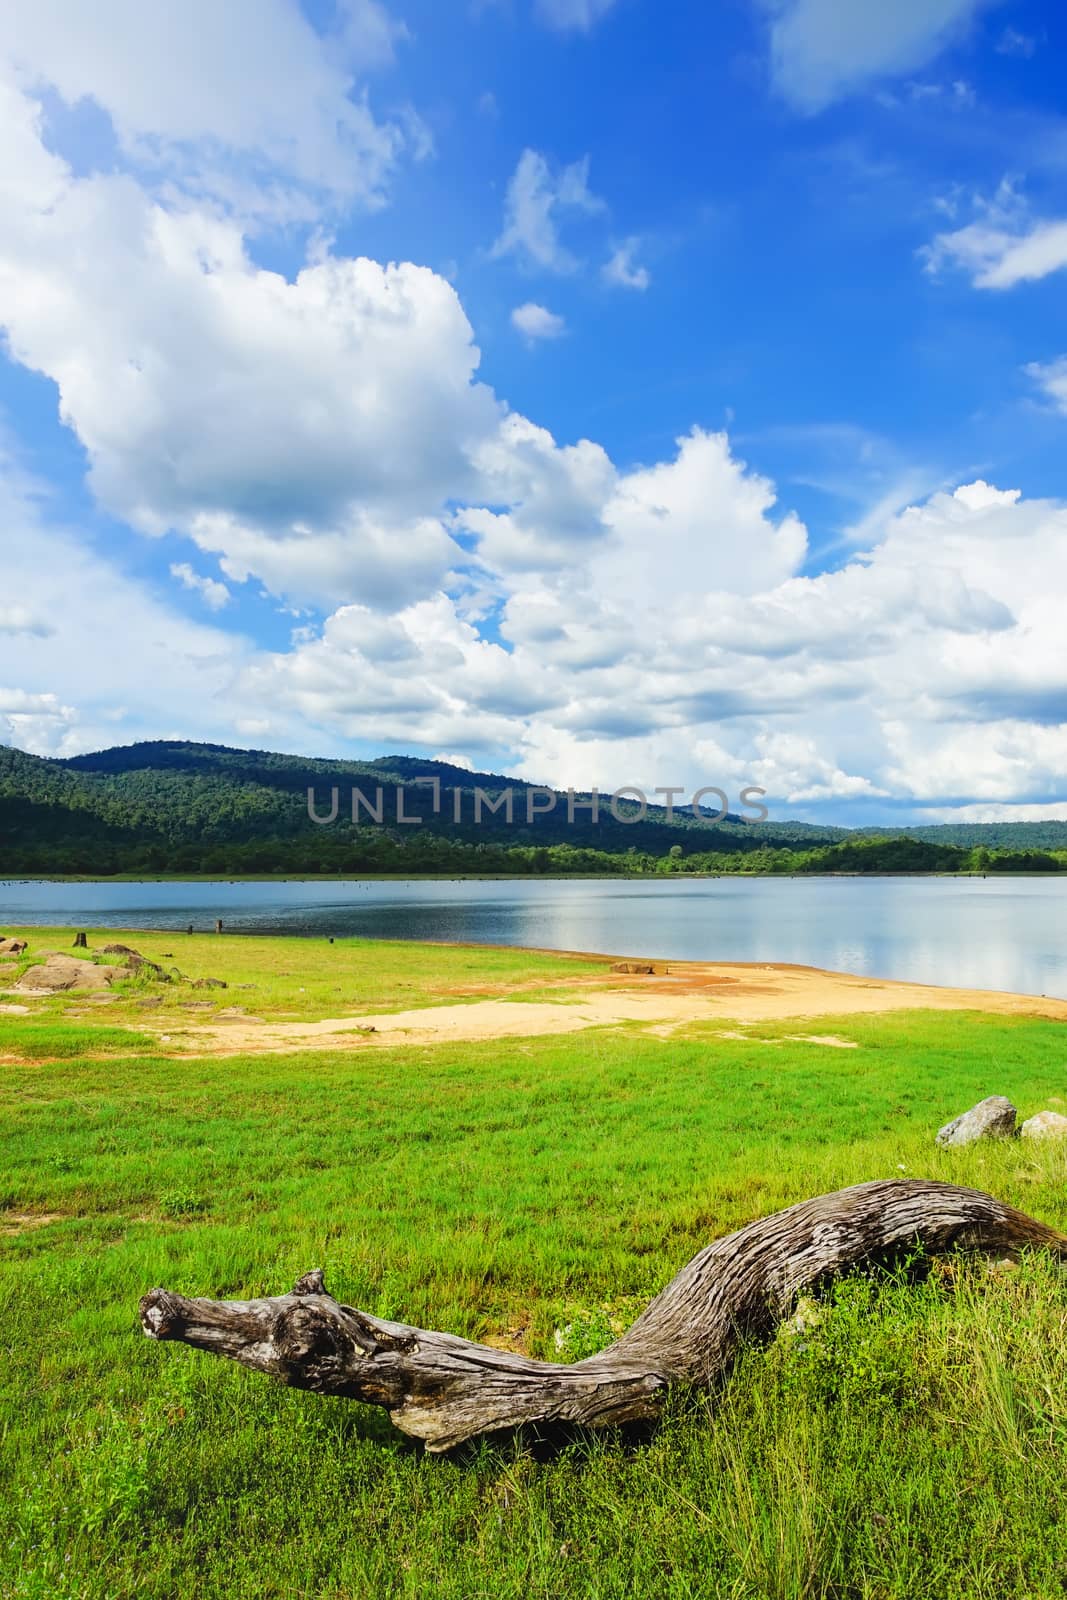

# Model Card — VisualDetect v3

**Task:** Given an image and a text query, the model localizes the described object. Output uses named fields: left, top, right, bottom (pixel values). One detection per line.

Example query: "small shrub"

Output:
left=159, top=1189, right=208, bottom=1219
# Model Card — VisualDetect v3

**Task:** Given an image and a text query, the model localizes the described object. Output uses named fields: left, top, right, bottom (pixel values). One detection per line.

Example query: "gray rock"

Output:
left=935, top=1096, right=1017, bottom=1147
left=1020, top=1110, right=1067, bottom=1142
left=13, top=955, right=124, bottom=994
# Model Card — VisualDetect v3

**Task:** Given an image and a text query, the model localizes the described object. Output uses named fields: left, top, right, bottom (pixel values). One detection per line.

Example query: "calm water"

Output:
left=2, top=876, right=1066, bottom=998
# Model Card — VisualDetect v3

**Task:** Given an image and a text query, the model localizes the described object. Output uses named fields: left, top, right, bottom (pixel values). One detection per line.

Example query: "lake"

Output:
left=2, top=875, right=1066, bottom=998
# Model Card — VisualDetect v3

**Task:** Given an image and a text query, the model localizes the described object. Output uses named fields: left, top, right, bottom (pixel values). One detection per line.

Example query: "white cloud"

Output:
left=596, top=429, right=808, bottom=604
left=491, top=148, right=606, bottom=273
left=920, top=800, right=1067, bottom=822
left=0, top=125, right=499, bottom=608
left=602, top=238, right=650, bottom=290
left=511, top=301, right=567, bottom=340
left=0, top=0, right=412, bottom=218
left=3, top=21, right=1067, bottom=817
left=170, top=562, right=232, bottom=611
left=195, top=509, right=460, bottom=611
left=951, top=479, right=1021, bottom=511
left=763, top=0, right=998, bottom=112
left=0, top=458, right=259, bottom=755
left=932, top=219, right=1067, bottom=288
left=923, top=181, right=1067, bottom=289
left=1026, top=356, right=1067, bottom=415
left=459, top=413, right=616, bottom=571
left=534, top=0, right=619, bottom=30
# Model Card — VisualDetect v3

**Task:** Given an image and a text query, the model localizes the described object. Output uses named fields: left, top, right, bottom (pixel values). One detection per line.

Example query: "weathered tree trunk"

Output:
left=72, top=932, right=87, bottom=949
left=139, top=1179, right=1065, bottom=1453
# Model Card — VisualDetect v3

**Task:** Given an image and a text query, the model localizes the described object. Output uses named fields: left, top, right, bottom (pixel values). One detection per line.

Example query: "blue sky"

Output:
left=2, top=0, right=1067, bottom=824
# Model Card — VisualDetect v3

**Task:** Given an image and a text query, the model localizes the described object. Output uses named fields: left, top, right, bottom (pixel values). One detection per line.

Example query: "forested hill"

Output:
left=1, top=740, right=1066, bottom=876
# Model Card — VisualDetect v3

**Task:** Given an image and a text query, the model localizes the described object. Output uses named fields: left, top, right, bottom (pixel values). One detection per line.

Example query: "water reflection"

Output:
left=1, top=875, right=1064, bottom=997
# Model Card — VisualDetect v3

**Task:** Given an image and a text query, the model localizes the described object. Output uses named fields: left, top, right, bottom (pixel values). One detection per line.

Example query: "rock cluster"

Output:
left=936, top=1096, right=1067, bottom=1146
left=1, top=937, right=225, bottom=995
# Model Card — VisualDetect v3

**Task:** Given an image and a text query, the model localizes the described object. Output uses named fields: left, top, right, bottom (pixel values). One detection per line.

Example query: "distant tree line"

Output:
left=2, top=741, right=1066, bottom=877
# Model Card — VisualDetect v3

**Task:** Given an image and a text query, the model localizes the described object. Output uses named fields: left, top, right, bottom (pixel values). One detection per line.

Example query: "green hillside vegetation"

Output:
left=2, top=740, right=1066, bottom=876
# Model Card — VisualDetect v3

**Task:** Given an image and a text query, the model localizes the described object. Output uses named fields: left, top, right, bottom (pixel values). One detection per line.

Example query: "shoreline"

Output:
left=4, top=870, right=1067, bottom=884
left=4, top=922, right=1066, bottom=1013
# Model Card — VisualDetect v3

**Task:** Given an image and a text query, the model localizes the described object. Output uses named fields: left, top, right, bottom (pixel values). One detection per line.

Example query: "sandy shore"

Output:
left=158, top=959, right=1067, bottom=1055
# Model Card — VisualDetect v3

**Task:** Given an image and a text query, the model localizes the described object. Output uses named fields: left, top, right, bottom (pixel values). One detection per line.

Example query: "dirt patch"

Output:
left=144, top=959, right=1067, bottom=1057
left=1, top=1211, right=64, bottom=1235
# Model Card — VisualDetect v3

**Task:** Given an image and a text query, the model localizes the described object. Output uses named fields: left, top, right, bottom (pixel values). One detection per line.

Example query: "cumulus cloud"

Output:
left=460, top=413, right=616, bottom=571
left=511, top=302, right=567, bottom=340
left=0, top=0, right=413, bottom=220
left=238, top=594, right=561, bottom=751
left=923, top=180, right=1067, bottom=289
left=264, top=469, right=1067, bottom=813
left=491, top=149, right=606, bottom=273
left=0, top=123, right=499, bottom=607
left=2, top=16, right=1067, bottom=819
left=762, top=0, right=998, bottom=112
left=602, top=238, right=650, bottom=290
left=596, top=429, right=808, bottom=604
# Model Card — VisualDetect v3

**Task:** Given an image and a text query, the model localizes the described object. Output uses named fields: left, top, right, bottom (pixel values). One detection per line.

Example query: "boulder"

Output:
left=1020, top=1111, right=1067, bottom=1142
left=97, top=945, right=170, bottom=981
left=611, top=961, right=655, bottom=976
left=935, top=1096, right=1017, bottom=1148
left=126, top=953, right=169, bottom=979
left=0, top=938, right=28, bottom=956
left=192, top=977, right=228, bottom=990
left=12, top=955, right=124, bottom=995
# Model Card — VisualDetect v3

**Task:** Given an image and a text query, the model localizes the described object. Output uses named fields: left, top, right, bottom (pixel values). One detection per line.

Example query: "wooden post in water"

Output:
left=215, top=919, right=223, bottom=935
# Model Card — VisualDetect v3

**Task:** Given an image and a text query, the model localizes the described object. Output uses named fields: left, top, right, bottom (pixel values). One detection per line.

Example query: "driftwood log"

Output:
left=140, top=1179, right=1065, bottom=1453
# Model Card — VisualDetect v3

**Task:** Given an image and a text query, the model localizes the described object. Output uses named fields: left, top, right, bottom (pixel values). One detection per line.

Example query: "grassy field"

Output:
left=0, top=927, right=610, bottom=1035
left=2, top=936, right=1067, bottom=1598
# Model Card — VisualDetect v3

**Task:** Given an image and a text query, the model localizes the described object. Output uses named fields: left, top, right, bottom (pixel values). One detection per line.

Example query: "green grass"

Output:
left=0, top=927, right=610, bottom=1030
left=2, top=990, right=1067, bottom=1596
left=0, top=1018, right=149, bottom=1059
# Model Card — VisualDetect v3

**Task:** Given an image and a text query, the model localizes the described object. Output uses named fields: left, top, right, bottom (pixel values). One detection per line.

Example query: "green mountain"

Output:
left=1, top=740, right=1065, bottom=876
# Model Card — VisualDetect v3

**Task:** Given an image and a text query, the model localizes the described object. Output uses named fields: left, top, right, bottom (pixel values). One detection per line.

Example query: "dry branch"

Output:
left=140, top=1179, right=1065, bottom=1452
